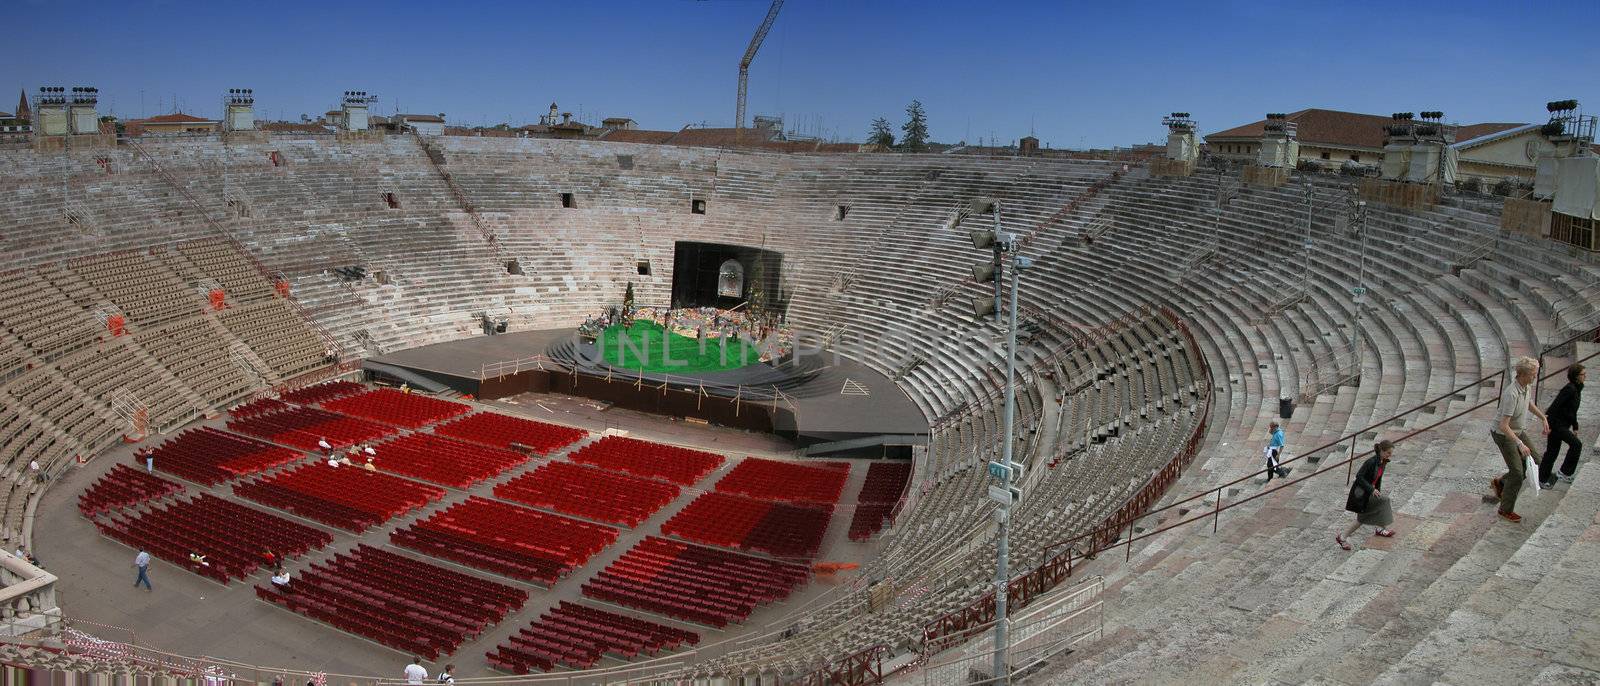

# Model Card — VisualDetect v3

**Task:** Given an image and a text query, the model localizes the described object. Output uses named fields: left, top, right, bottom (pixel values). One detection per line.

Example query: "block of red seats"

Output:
left=581, top=536, right=807, bottom=628
left=147, top=427, right=302, bottom=486
left=257, top=544, right=525, bottom=661
left=234, top=462, right=445, bottom=533
left=433, top=413, right=587, bottom=455
left=487, top=600, right=699, bottom=674
left=366, top=433, right=527, bottom=488
left=494, top=461, right=679, bottom=528
left=567, top=436, right=724, bottom=486
left=392, top=496, right=619, bottom=584
left=230, top=397, right=292, bottom=419
left=849, top=461, right=912, bottom=540
left=226, top=405, right=395, bottom=451
left=714, top=457, right=850, bottom=505
left=661, top=491, right=833, bottom=560
left=79, top=464, right=185, bottom=517
left=94, top=493, right=331, bottom=584
left=278, top=379, right=367, bottom=405
left=321, top=387, right=470, bottom=429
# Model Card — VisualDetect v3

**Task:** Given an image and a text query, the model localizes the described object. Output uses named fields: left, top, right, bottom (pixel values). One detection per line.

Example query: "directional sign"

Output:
left=988, top=484, right=1021, bottom=506
left=988, top=461, right=1025, bottom=482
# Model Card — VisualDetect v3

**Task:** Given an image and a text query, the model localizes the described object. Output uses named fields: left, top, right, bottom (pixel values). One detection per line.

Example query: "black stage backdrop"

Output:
left=670, top=241, right=785, bottom=312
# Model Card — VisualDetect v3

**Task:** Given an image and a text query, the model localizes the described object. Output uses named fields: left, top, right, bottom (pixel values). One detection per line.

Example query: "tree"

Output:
left=900, top=100, right=929, bottom=152
left=747, top=257, right=768, bottom=322
left=867, top=118, right=895, bottom=148
left=621, top=281, right=635, bottom=326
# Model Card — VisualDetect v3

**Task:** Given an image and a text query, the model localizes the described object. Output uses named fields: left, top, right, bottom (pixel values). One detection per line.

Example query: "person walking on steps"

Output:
left=404, top=657, right=428, bottom=684
left=1338, top=440, right=1398, bottom=549
left=1264, top=420, right=1291, bottom=482
left=1540, top=363, right=1585, bottom=489
left=1490, top=357, right=1550, bottom=523
left=134, top=549, right=152, bottom=590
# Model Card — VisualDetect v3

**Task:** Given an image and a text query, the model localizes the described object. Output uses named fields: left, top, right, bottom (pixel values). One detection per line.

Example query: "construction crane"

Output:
left=735, top=0, right=784, bottom=131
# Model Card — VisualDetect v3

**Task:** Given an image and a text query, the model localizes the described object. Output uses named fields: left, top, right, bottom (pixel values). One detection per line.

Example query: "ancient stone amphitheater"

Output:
left=0, top=133, right=1596, bottom=685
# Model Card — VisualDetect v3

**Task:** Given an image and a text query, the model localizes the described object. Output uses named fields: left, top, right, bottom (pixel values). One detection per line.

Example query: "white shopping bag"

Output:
left=1527, top=454, right=1542, bottom=496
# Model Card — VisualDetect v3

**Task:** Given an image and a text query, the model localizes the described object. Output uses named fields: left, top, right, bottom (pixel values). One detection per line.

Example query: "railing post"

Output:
left=1346, top=435, right=1357, bottom=485
left=1212, top=487, right=1221, bottom=532
left=1124, top=515, right=1137, bottom=561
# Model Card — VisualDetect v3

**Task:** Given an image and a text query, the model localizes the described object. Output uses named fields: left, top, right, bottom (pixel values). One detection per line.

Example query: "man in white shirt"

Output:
left=317, top=438, right=333, bottom=457
left=1489, top=356, right=1551, bottom=523
left=404, top=657, right=428, bottom=684
left=134, top=549, right=152, bottom=590
left=270, top=569, right=291, bottom=588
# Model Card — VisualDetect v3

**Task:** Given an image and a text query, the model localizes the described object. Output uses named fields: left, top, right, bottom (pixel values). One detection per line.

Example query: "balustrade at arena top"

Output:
left=0, top=554, right=57, bottom=626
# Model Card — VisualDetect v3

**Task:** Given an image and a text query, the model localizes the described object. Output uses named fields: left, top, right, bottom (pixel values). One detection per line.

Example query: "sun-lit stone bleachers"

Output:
left=4, top=135, right=1600, bottom=682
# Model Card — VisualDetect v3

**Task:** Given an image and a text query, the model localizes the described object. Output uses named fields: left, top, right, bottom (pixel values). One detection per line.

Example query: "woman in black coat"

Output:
left=1337, top=440, right=1396, bottom=550
left=1539, top=363, right=1585, bottom=488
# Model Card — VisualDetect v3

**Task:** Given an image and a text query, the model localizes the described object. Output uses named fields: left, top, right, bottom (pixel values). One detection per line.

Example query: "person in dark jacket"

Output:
left=1540, top=364, right=1585, bottom=488
left=1337, top=440, right=1396, bottom=550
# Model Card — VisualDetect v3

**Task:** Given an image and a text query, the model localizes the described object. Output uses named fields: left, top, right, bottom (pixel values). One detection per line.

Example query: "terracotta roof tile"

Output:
left=443, top=126, right=517, bottom=137
left=136, top=112, right=215, bottom=124
left=600, top=129, right=676, bottom=144
left=666, top=127, right=780, bottom=147
left=1205, top=109, right=1394, bottom=149
left=1208, top=109, right=1531, bottom=151
left=260, top=122, right=333, bottom=134
left=1454, top=122, right=1529, bottom=144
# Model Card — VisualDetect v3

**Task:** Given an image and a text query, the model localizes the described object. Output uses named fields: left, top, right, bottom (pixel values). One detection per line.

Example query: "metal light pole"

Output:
left=1350, top=200, right=1368, bottom=363
left=992, top=248, right=1030, bottom=683
left=991, top=204, right=1005, bottom=321
left=1304, top=184, right=1314, bottom=288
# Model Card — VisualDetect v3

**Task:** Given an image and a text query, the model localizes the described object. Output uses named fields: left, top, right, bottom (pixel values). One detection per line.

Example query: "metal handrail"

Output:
left=479, top=351, right=800, bottom=410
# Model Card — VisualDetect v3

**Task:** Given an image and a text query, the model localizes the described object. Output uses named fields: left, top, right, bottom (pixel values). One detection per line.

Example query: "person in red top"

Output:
left=1337, top=440, right=1396, bottom=550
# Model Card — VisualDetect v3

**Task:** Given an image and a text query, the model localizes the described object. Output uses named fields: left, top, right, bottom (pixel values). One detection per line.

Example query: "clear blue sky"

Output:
left=10, top=0, right=1597, bottom=148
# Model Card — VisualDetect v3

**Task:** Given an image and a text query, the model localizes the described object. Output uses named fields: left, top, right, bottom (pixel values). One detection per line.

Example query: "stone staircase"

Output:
left=1034, top=342, right=1600, bottom=684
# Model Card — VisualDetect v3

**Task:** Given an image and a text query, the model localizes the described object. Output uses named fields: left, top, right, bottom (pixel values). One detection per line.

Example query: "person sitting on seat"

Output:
left=270, top=567, right=291, bottom=588
left=189, top=552, right=210, bottom=567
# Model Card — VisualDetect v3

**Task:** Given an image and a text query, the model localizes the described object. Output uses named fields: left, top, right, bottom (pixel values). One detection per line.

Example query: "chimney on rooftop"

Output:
left=562, top=112, right=571, bottom=124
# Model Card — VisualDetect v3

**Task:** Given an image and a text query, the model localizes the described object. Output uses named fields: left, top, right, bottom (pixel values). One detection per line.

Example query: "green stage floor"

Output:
left=597, top=321, right=761, bottom=373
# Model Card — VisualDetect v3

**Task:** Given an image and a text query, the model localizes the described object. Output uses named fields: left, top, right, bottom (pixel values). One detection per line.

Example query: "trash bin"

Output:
left=1279, top=396, right=1295, bottom=419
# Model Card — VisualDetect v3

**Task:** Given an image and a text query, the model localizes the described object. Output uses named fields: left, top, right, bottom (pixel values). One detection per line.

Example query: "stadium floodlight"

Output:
left=970, top=229, right=996, bottom=251
left=970, top=296, right=996, bottom=318
left=971, top=262, right=996, bottom=284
